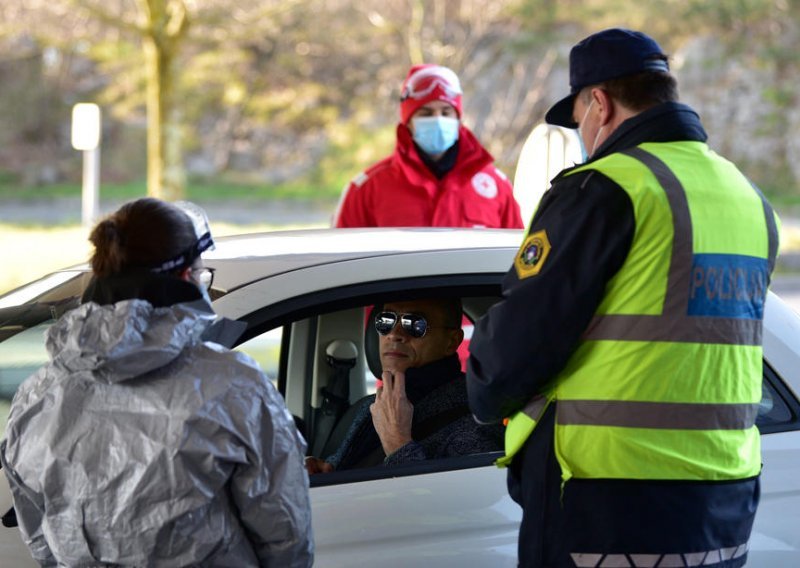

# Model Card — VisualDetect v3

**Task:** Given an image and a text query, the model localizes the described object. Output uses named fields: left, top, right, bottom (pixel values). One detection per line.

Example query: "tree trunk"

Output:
left=141, top=0, right=188, bottom=200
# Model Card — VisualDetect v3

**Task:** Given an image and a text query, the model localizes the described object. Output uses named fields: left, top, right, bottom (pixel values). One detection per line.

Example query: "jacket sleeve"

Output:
left=229, top=377, right=314, bottom=567
left=333, top=177, right=370, bottom=228
left=384, top=418, right=503, bottom=466
left=466, top=171, right=635, bottom=423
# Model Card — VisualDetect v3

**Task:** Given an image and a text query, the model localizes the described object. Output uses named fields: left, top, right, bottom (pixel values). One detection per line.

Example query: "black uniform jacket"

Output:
left=466, top=102, right=708, bottom=423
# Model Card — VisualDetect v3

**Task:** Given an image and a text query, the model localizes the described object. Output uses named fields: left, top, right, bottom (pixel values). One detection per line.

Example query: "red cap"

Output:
left=399, top=64, right=463, bottom=125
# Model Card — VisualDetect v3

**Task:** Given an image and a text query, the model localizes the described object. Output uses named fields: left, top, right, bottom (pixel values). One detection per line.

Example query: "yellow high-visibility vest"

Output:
left=499, top=142, right=780, bottom=487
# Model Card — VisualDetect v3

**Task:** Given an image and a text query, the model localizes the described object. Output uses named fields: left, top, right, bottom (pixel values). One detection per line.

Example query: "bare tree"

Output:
left=1, top=0, right=305, bottom=199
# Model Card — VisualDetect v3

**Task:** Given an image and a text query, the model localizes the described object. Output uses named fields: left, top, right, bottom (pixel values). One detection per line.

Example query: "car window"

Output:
left=234, top=327, right=282, bottom=388
left=232, top=288, right=507, bottom=486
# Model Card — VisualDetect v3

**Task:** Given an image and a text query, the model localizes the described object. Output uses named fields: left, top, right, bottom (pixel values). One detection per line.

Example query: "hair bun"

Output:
left=88, top=197, right=199, bottom=280
left=89, top=218, right=126, bottom=277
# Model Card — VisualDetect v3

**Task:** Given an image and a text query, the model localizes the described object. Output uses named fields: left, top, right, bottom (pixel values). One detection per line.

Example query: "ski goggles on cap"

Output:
left=152, top=201, right=215, bottom=273
left=401, top=66, right=463, bottom=101
left=374, top=311, right=456, bottom=338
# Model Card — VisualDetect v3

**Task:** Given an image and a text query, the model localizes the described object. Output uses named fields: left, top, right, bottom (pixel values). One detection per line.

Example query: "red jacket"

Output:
left=334, top=124, right=523, bottom=228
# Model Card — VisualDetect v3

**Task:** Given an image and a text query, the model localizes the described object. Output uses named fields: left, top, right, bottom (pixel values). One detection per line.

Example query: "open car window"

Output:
left=233, top=327, right=283, bottom=388
left=231, top=282, right=510, bottom=487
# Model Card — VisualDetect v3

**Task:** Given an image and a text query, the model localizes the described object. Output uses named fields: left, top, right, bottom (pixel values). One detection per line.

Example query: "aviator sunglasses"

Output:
left=374, top=311, right=455, bottom=339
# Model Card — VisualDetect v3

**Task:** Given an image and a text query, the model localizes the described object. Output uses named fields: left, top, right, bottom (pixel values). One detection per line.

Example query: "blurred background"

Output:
left=1, top=0, right=799, bottom=295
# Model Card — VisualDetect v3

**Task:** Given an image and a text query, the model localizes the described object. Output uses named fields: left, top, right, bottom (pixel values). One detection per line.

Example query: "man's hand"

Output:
left=370, top=370, right=414, bottom=456
left=305, top=456, right=334, bottom=475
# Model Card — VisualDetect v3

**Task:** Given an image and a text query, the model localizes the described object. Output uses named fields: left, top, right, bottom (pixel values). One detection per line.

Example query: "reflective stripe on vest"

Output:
left=499, top=142, right=777, bottom=478
left=557, top=399, right=759, bottom=430
left=582, top=147, right=779, bottom=346
left=496, top=394, right=551, bottom=467
left=570, top=539, right=749, bottom=568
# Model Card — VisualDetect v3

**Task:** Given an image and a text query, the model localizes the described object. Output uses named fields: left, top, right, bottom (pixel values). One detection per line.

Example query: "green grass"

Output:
left=186, top=177, right=342, bottom=202
left=0, top=224, right=94, bottom=295
left=0, top=176, right=343, bottom=203
left=0, top=178, right=141, bottom=201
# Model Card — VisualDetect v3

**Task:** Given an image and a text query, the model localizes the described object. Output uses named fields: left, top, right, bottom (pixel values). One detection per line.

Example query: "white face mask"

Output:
left=411, top=116, right=460, bottom=155
left=576, top=99, right=605, bottom=162
left=198, top=281, right=212, bottom=306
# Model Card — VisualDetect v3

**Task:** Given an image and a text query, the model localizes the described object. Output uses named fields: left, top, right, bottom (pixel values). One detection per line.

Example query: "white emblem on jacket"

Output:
left=472, top=172, right=498, bottom=199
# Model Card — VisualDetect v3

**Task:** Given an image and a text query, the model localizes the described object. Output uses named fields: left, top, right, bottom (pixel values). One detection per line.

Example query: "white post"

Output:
left=81, top=147, right=100, bottom=228
left=71, top=103, right=102, bottom=227
left=513, top=124, right=582, bottom=223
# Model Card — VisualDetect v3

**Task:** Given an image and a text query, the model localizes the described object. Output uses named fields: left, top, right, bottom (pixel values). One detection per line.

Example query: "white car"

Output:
left=1, top=228, right=799, bottom=567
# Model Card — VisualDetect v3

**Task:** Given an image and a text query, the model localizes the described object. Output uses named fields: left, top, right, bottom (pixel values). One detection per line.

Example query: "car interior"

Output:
left=232, top=285, right=508, bottom=487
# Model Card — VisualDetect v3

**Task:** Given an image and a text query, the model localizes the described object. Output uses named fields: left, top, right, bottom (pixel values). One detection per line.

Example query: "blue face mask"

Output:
left=411, top=116, right=460, bottom=155
left=576, top=100, right=593, bottom=163
left=576, top=99, right=604, bottom=163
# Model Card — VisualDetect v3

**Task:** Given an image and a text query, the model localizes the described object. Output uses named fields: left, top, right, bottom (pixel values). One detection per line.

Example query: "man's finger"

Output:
left=381, top=371, right=394, bottom=393
left=393, top=371, right=407, bottom=398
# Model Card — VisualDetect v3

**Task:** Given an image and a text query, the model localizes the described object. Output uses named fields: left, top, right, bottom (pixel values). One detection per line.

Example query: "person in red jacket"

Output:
left=333, top=64, right=523, bottom=229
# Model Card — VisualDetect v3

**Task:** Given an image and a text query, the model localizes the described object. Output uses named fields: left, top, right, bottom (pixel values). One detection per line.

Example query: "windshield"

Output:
left=0, top=271, right=85, bottom=309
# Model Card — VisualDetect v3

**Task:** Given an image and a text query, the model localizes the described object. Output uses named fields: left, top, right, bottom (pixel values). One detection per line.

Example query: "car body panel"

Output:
left=311, top=465, right=520, bottom=567
left=763, top=294, right=800, bottom=399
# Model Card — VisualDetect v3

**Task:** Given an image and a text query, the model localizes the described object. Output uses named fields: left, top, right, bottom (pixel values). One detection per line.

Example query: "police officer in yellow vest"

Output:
left=467, top=28, right=780, bottom=568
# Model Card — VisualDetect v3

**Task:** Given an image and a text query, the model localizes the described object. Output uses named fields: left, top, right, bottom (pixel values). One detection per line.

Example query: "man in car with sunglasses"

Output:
left=305, top=298, right=502, bottom=473
left=332, top=64, right=523, bottom=229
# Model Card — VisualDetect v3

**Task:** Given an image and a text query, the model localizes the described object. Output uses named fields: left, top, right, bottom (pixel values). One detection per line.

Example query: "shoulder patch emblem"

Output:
left=352, top=172, right=369, bottom=188
left=514, top=230, right=551, bottom=279
left=472, top=172, right=498, bottom=199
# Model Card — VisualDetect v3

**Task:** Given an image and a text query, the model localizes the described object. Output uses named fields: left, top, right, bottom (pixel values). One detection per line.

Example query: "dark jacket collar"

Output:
left=403, top=353, right=462, bottom=404
left=591, top=102, right=708, bottom=160
left=416, top=140, right=460, bottom=179
left=81, top=269, right=203, bottom=308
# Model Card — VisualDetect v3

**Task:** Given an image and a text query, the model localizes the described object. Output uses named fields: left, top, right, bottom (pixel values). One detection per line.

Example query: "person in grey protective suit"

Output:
left=0, top=198, right=313, bottom=567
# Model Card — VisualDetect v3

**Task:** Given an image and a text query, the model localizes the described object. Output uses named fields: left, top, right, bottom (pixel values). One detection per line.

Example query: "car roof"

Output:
left=205, top=227, right=524, bottom=291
